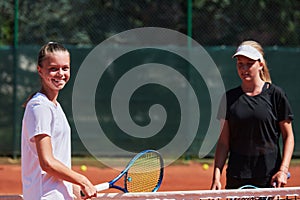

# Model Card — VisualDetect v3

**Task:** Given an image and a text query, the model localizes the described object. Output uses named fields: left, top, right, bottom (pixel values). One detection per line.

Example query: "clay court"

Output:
left=1, top=159, right=299, bottom=195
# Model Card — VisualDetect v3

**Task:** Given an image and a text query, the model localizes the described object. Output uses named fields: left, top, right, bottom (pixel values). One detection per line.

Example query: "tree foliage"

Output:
left=1, top=0, right=300, bottom=46
left=192, top=0, right=300, bottom=45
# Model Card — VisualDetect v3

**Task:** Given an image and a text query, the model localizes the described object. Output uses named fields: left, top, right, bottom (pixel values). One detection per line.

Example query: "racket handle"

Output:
left=80, top=182, right=110, bottom=197
left=95, top=182, right=110, bottom=191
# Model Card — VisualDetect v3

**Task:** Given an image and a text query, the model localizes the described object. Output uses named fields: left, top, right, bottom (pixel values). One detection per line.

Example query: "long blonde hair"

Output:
left=22, top=42, right=69, bottom=107
left=239, top=40, right=272, bottom=83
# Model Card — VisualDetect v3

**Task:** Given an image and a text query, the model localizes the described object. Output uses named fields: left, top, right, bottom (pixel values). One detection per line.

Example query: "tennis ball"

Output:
left=80, top=165, right=87, bottom=172
left=202, top=163, right=209, bottom=170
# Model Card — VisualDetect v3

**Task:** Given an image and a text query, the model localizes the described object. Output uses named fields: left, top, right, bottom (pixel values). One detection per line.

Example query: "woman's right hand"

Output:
left=80, top=176, right=97, bottom=199
left=211, top=179, right=222, bottom=190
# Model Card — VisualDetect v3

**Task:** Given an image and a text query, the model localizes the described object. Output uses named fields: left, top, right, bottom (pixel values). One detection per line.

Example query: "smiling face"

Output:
left=236, top=55, right=262, bottom=82
left=38, top=51, right=70, bottom=92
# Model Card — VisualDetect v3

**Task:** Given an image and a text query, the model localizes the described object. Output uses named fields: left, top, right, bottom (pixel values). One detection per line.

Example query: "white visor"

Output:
left=232, top=45, right=263, bottom=61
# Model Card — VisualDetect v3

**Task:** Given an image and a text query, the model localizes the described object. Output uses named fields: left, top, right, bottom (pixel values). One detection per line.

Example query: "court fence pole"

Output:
left=187, top=0, right=193, bottom=48
left=12, top=0, right=19, bottom=159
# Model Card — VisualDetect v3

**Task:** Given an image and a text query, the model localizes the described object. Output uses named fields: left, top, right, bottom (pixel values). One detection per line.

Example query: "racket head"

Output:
left=124, top=149, right=164, bottom=193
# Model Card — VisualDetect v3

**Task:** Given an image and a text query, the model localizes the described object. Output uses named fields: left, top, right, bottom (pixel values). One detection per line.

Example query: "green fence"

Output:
left=0, top=46, right=299, bottom=157
left=1, top=0, right=300, bottom=158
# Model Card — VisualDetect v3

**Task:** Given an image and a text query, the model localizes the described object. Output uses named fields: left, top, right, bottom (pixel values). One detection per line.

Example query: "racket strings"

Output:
left=126, top=152, right=162, bottom=192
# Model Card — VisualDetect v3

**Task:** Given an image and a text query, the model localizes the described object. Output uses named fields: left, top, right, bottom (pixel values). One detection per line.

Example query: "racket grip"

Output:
left=95, top=182, right=110, bottom=191
left=80, top=182, right=110, bottom=197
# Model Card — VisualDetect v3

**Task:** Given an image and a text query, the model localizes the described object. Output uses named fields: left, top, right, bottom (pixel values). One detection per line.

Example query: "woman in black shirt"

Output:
left=211, top=40, right=294, bottom=189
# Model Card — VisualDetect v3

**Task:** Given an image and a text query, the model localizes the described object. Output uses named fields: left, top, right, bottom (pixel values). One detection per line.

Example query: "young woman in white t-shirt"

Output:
left=21, top=42, right=97, bottom=200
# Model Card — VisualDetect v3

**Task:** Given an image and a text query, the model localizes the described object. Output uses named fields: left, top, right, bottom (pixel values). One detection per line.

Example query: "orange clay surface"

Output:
left=1, top=160, right=299, bottom=195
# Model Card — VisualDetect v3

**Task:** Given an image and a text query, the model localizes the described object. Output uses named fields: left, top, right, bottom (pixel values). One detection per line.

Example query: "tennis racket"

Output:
left=238, top=172, right=291, bottom=189
left=81, top=149, right=164, bottom=197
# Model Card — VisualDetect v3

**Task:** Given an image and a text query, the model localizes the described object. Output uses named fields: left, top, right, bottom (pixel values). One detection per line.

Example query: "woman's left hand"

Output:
left=271, top=170, right=289, bottom=187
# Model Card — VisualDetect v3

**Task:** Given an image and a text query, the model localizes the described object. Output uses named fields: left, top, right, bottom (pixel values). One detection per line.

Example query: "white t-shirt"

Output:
left=21, top=93, right=73, bottom=200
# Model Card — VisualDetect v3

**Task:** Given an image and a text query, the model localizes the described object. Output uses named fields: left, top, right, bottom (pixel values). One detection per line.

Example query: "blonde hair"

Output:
left=22, top=42, right=69, bottom=107
left=239, top=40, right=272, bottom=83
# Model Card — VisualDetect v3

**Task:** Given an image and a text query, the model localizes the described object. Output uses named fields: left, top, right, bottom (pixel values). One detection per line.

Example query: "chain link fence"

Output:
left=1, top=0, right=300, bottom=157
left=1, top=0, right=300, bottom=46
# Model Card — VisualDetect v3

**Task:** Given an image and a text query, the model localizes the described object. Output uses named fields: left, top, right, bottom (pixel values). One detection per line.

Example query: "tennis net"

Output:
left=0, top=195, right=23, bottom=200
left=95, top=187, right=300, bottom=200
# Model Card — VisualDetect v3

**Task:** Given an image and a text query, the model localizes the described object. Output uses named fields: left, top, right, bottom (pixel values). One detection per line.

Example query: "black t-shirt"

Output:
left=218, top=82, right=293, bottom=179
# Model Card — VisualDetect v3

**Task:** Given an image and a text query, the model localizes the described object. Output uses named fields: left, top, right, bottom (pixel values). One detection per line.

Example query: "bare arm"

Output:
left=271, top=120, right=294, bottom=187
left=35, top=134, right=96, bottom=198
left=211, top=119, right=230, bottom=190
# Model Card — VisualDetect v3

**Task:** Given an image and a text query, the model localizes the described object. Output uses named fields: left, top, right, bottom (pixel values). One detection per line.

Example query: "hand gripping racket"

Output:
left=81, top=149, right=164, bottom=197
left=238, top=172, right=291, bottom=189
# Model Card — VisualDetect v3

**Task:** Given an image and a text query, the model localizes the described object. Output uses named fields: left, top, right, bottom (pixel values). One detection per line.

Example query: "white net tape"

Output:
left=94, top=187, right=300, bottom=200
left=1, top=187, right=298, bottom=200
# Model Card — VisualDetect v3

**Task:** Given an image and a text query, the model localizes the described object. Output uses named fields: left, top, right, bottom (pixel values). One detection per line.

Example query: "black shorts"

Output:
left=226, top=176, right=273, bottom=189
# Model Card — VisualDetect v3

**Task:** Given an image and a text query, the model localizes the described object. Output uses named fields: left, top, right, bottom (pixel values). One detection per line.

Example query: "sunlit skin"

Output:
left=37, top=51, right=70, bottom=104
